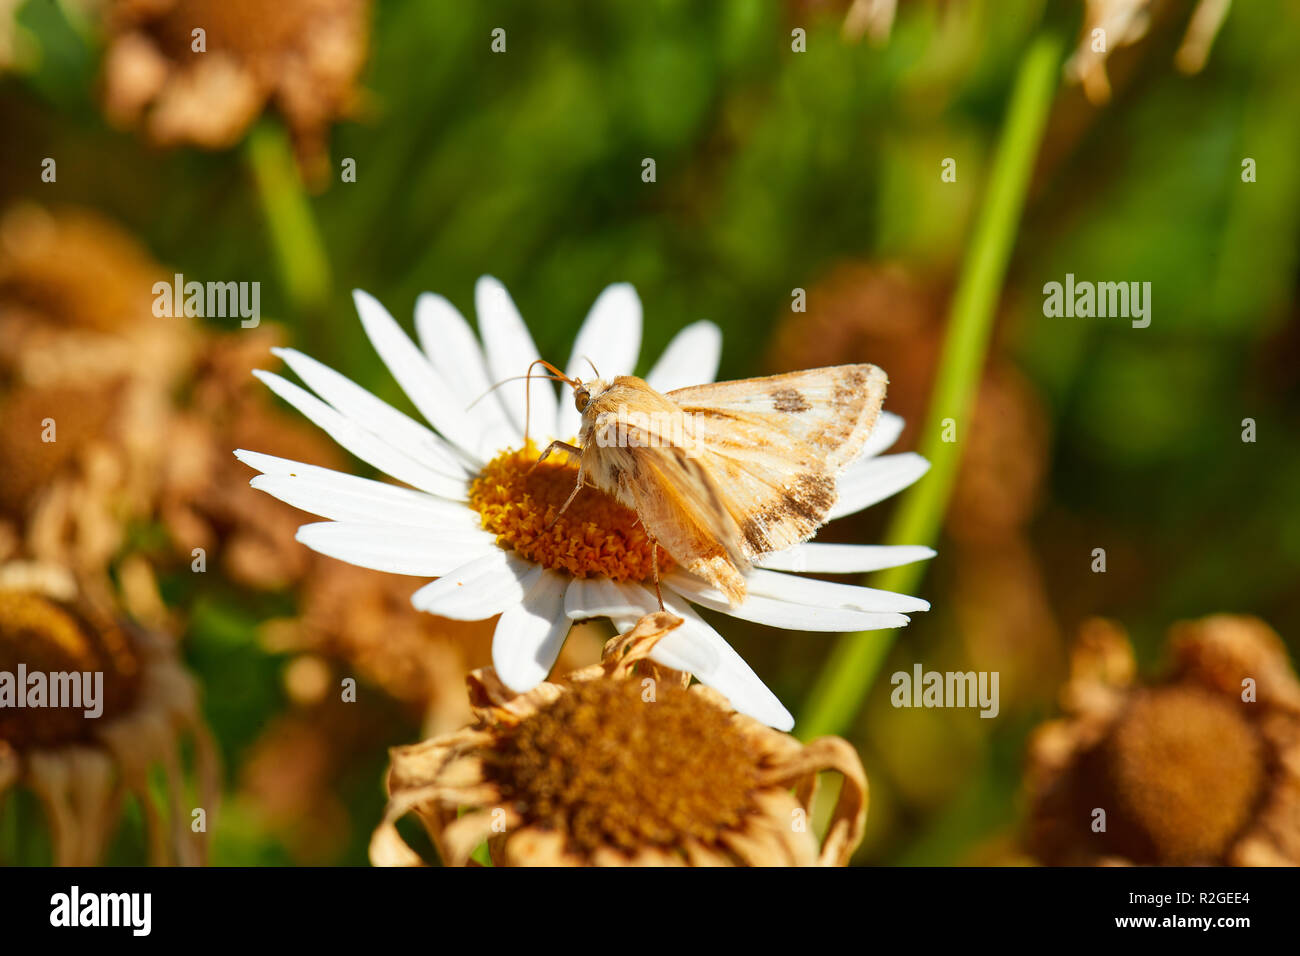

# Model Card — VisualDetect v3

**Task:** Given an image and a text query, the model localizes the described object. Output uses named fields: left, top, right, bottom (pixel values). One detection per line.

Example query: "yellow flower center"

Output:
left=488, top=678, right=758, bottom=858
left=468, top=444, right=669, bottom=582
left=0, top=591, right=142, bottom=748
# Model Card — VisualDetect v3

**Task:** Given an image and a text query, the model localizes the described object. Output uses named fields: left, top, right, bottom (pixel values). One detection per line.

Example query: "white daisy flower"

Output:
left=236, top=277, right=933, bottom=730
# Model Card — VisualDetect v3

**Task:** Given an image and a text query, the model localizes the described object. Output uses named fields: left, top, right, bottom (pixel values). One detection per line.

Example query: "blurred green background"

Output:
left=2, top=0, right=1298, bottom=865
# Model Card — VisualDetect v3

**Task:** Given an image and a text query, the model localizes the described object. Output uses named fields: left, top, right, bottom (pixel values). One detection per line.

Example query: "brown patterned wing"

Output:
left=666, top=364, right=887, bottom=558
left=666, top=365, right=887, bottom=472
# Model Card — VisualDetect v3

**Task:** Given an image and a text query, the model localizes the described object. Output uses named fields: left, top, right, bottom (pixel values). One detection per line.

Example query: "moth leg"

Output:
left=529, top=440, right=582, bottom=475
left=544, top=466, right=585, bottom=530
left=649, top=536, right=665, bottom=611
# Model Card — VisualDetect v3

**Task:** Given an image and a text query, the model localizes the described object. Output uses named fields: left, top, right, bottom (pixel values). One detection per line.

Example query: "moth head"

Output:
left=572, top=378, right=609, bottom=414
left=571, top=357, right=608, bottom=415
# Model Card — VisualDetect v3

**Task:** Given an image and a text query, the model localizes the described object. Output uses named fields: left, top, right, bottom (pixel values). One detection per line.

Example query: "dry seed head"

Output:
left=0, top=590, right=142, bottom=747
left=1103, top=686, right=1266, bottom=863
left=486, top=677, right=758, bottom=857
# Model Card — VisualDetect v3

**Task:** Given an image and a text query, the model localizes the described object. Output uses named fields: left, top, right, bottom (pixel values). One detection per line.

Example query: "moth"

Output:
left=525, top=361, right=888, bottom=608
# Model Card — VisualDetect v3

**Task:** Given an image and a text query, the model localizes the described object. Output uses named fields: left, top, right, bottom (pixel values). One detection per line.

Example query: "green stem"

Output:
left=798, top=33, right=1063, bottom=740
left=245, top=123, right=331, bottom=312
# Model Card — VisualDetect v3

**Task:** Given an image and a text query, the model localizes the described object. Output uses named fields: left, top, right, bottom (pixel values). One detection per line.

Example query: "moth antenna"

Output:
left=582, top=356, right=601, bottom=379
left=531, top=358, right=577, bottom=386
left=524, top=365, right=531, bottom=447
left=466, top=360, right=580, bottom=446
left=465, top=368, right=568, bottom=413
left=521, top=358, right=578, bottom=446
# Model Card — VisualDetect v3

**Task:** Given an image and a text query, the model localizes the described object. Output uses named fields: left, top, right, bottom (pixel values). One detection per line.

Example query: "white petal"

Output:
left=744, top=568, right=929, bottom=613
left=492, top=570, right=570, bottom=692
left=295, top=521, right=497, bottom=576
left=556, top=283, right=642, bottom=439
left=755, top=543, right=937, bottom=573
left=272, top=347, right=471, bottom=480
left=564, top=576, right=659, bottom=620
left=859, top=411, right=904, bottom=459
left=828, top=452, right=931, bottom=521
left=246, top=468, right=479, bottom=530
left=664, top=572, right=910, bottom=632
left=475, top=276, right=559, bottom=440
left=645, top=320, right=723, bottom=392
left=637, top=598, right=719, bottom=675
left=352, top=289, right=493, bottom=464
left=651, top=595, right=794, bottom=731
left=409, top=549, right=537, bottom=620
left=414, top=292, right=521, bottom=447
left=414, top=293, right=491, bottom=392
left=253, top=370, right=469, bottom=500
left=599, top=596, right=792, bottom=730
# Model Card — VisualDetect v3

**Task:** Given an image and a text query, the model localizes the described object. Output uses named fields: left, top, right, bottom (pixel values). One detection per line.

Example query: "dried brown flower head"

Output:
left=0, top=561, right=219, bottom=865
left=0, top=204, right=196, bottom=396
left=0, top=204, right=179, bottom=341
left=0, top=384, right=119, bottom=523
left=487, top=677, right=760, bottom=858
left=0, top=586, right=141, bottom=748
left=0, top=203, right=352, bottom=609
left=101, top=0, right=373, bottom=184
left=372, top=612, right=868, bottom=867
left=0, top=205, right=196, bottom=575
left=1026, top=614, right=1300, bottom=865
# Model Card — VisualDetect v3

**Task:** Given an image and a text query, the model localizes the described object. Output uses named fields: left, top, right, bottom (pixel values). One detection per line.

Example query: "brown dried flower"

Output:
left=101, top=0, right=372, bottom=184
left=0, top=561, right=219, bottom=865
left=372, top=612, right=868, bottom=867
left=0, top=204, right=196, bottom=576
left=0, top=204, right=349, bottom=594
left=1026, top=614, right=1300, bottom=865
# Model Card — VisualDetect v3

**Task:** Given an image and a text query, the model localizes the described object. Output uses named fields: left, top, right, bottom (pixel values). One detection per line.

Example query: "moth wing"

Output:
left=666, top=364, right=888, bottom=557
left=609, top=436, right=750, bottom=606
left=666, top=364, right=887, bottom=472
left=691, top=447, right=838, bottom=559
